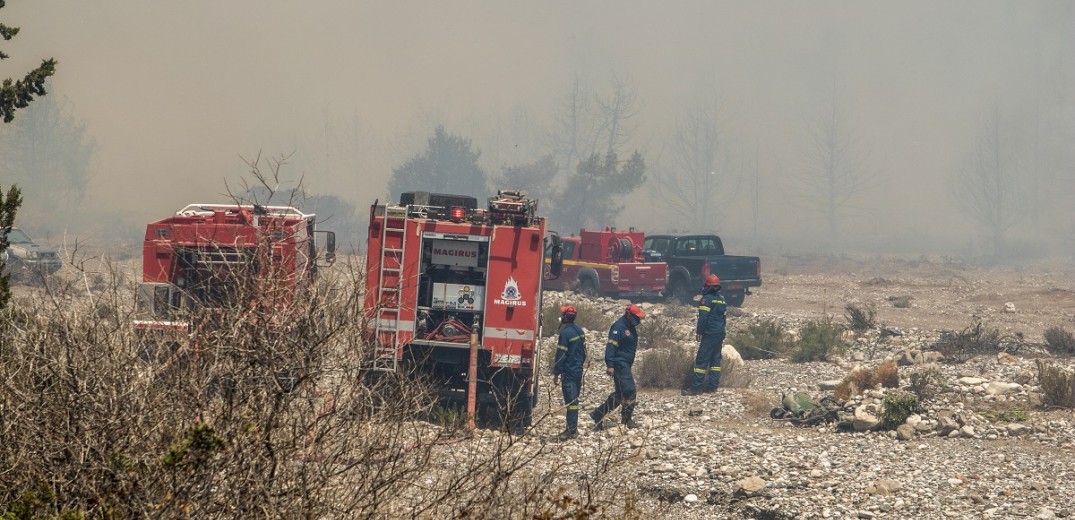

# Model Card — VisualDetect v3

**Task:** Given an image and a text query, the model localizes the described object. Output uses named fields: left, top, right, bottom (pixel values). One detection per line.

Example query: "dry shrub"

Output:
left=887, top=295, right=913, bottom=308
left=874, top=360, right=900, bottom=388
left=845, top=302, right=877, bottom=333
left=637, top=316, right=688, bottom=350
left=636, top=346, right=694, bottom=389
left=0, top=256, right=643, bottom=518
left=932, top=321, right=1012, bottom=362
left=740, top=389, right=777, bottom=419
left=663, top=303, right=696, bottom=319
left=907, top=366, right=943, bottom=402
left=1036, top=360, right=1075, bottom=408
left=1044, top=326, right=1075, bottom=355
left=833, top=361, right=899, bottom=401
left=541, top=301, right=606, bottom=338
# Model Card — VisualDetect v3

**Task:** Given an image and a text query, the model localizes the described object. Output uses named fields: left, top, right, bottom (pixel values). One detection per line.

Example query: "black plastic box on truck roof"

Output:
left=400, top=191, right=478, bottom=211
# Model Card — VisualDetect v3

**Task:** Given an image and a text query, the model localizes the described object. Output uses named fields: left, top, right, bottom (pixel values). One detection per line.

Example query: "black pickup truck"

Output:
left=642, top=234, right=761, bottom=306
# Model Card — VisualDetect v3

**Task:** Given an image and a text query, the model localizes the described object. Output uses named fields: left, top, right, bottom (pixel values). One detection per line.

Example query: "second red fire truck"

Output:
left=364, top=190, right=562, bottom=429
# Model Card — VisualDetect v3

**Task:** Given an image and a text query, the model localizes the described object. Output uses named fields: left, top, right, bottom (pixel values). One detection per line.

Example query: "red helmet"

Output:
left=560, top=305, right=577, bottom=317
left=704, top=274, right=721, bottom=287
left=625, top=304, right=645, bottom=319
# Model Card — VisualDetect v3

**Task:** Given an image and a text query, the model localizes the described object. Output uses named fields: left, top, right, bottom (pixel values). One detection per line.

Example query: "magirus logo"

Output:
left=494, top=276, right=526, bottom=306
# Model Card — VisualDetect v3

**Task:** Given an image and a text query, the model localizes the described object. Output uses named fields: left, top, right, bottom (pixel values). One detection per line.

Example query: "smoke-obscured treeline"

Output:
left=1, top=0, right=1073, bottom=261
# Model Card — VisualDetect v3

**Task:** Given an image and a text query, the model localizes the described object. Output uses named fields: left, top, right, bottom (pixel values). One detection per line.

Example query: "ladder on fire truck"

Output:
left=372, top=204, right=408, bottom=371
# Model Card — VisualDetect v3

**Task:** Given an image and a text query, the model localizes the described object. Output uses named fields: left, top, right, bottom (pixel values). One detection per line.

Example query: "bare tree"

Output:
left=794, top=90, right=872, bottom=241
left=649, top=90, right=738, bottom=231
left=953, top=106, right=1027, bottom=258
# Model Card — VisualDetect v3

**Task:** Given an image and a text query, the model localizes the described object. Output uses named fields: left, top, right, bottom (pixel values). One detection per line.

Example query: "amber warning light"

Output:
left=450, top=207, right=466, bottom=221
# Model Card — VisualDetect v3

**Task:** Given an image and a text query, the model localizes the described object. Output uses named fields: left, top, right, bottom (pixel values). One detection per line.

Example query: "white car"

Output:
left=2, top=227, right=62, bottom=274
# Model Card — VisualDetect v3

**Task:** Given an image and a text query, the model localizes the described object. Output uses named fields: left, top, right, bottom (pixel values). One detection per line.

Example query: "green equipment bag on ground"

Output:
left=770, top=392, right=844, bottom=427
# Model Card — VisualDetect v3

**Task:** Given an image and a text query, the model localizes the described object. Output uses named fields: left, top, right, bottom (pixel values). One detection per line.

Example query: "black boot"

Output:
left=622, top=403, right=642, bottom=429
left=557, top=427, right=579, bottom=441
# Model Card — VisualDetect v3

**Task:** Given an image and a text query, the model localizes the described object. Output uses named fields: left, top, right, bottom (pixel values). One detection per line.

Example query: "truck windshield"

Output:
left=3, top=229, right=32, bottom=244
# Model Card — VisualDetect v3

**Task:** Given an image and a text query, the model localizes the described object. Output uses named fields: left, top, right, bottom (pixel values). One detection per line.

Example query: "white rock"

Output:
left=684, top=494, right=698, bottom=503
left=986, top=381, right=1013, bottom=395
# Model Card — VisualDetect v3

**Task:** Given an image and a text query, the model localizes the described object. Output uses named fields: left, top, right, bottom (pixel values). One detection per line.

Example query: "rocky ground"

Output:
left=521, top=255, right=1075, bottom=519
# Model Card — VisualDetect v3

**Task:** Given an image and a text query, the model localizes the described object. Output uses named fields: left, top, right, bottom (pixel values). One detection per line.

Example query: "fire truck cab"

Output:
left=365, top=190, right=560, bottom=429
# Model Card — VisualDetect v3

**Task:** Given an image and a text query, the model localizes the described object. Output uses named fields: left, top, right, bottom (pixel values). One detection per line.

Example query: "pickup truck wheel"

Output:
left=726, top=290, right=745, bottom=307
left=668, top=279, right=692, bottom=304
left=578, top=277, right=598, bottom=297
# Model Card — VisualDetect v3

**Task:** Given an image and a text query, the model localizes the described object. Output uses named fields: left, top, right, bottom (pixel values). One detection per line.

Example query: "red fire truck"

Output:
left=364, top=191, right=562, bottom=429
left=542, top=228, right=667, bottom=299
left=133, top=203, right=336, bottom=337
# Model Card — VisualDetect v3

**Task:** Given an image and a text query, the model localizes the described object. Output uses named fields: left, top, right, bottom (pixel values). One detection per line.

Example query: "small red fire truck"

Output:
left=542, top=228, right=668, bottom=299
left=133, top=203, right=336, bottom=337
left=364, top=190, right=562, bottom=429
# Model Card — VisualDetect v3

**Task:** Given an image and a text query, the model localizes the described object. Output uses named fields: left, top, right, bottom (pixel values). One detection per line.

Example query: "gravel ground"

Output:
left=516, top=256, right=1075, bottom=519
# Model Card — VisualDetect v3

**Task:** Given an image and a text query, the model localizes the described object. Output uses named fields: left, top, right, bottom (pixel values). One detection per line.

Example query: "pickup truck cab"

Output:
left=642, top=234, right=760, bottom=306
left=545, top=228, right=668, bottom=300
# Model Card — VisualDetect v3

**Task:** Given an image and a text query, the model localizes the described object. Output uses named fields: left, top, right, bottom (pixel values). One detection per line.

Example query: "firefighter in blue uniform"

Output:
left=683, top=274, right=727, bottom=395
left=552, top=305, right=586, bottom=441
left=590, top=304, right=645, bottom=429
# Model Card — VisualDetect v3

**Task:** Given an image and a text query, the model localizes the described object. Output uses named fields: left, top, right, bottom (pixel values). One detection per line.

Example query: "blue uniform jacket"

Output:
left=696, top=292, right=727, bottom=336
left=553, top=322, right=586, bottom=378
left=605, top=316, right=639, bottom=368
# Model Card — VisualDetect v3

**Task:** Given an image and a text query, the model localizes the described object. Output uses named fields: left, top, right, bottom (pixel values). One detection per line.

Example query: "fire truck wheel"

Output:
left=578, top=276, right=598, bottom=297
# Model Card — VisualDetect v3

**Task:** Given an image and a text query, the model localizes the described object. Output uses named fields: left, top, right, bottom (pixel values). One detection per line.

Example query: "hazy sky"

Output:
left=3, top=1, right=1073, bottom=254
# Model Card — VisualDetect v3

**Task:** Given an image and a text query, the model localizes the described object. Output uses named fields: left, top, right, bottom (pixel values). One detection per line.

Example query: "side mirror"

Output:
left=325, top=231, right=337, bottom=264
left=548, top=233, right=564, bottom=278
left=316, top=230, right=337, bottom=266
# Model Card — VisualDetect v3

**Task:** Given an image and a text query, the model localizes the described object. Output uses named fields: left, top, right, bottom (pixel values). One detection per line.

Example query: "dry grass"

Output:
left=833, top=361, right=900, bottom=401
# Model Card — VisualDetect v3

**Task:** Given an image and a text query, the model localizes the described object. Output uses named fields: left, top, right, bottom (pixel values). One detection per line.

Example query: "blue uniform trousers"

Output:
left=560, top=375, right=581, bottom=430
left=691, top=333, right=725, bottom=391
left=595, top=363, right=637, bottom=422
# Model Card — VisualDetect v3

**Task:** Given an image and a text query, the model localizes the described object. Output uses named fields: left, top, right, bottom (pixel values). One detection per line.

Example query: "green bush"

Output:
left=789, top=320, right=845, bottom=363
left=1036, top=360, right=1075, bottom=408
left=729, top=320, right=788, bottom=360
left=1044, top=326, right=1075, bottom=355
left=844, top=303, right=876, bottom=333
left=880, top=392, right=920, bottom=430
left=636, top=346, right=694, bottom=389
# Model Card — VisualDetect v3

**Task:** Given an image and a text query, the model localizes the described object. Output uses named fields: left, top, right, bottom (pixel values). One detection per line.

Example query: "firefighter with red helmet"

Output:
left=590, top=304, right=645, bottom=429
left=552, top=305, right=586, bottom=441
left=683, top=274, right=727, bottom=395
